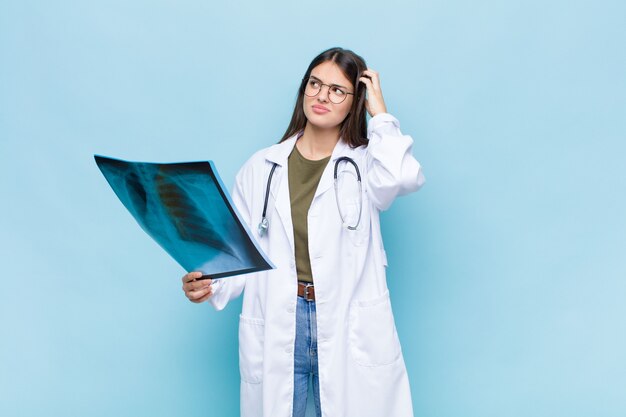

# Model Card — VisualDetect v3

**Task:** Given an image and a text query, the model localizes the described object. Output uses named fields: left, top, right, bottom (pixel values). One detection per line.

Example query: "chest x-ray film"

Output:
left=95, top=155, right=274, bottom=279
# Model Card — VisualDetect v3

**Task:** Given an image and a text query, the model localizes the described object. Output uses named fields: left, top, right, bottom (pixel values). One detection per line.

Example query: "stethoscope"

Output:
left=258, top=156, right=362, bottom=236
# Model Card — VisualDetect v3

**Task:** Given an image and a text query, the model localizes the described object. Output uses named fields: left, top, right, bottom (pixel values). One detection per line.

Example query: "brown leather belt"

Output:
left=297, top=282, right=315, bottom=301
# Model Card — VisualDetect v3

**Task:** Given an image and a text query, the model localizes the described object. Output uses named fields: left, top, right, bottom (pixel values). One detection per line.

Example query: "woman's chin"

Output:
left=305, top=117, right=344, bottom=131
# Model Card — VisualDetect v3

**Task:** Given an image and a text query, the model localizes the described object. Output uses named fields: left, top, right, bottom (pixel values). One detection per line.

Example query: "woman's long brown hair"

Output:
left=279, top=47, right=368, bottom=148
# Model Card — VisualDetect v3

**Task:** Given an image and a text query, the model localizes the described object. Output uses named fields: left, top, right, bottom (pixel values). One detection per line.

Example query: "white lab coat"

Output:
left=209, top=113, right=425, bottom=417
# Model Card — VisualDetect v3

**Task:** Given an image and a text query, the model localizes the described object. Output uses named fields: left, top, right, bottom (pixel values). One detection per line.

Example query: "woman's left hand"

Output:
left=359, top=69, right=387, bottom=117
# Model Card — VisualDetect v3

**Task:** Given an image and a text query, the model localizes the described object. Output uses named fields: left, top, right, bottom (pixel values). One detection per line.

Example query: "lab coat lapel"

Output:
left=265, top=135, right=298, bottom=253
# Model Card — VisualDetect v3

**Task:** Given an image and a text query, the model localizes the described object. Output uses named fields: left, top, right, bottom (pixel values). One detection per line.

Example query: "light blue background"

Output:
left=1, top=1, right=625, bottom=416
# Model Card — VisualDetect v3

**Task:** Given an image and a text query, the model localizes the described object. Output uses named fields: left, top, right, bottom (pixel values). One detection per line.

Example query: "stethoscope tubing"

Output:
left=258, top=162, right=278, bottom=236
left=259, top=157, right=362, bottom=235
left=333, top=157, right=362, bottom=230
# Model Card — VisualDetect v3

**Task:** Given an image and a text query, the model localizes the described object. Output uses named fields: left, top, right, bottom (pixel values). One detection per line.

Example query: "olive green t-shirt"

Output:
left=288, top=145, right=330, bottom=283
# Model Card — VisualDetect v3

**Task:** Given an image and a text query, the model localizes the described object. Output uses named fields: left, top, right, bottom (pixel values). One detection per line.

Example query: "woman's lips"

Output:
left=312, top=105, right=330, bottom=114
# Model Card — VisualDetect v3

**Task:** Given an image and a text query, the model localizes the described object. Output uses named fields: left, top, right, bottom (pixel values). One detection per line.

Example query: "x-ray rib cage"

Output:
left=95, top=155, right=274, bottom=279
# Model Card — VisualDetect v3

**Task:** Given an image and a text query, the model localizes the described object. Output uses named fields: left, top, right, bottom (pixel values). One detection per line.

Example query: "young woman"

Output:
left=182, top=47, right=425, bottom=417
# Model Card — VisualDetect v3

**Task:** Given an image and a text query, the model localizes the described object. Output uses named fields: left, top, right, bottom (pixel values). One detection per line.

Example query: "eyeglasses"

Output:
left=303, top=77, right=354, bottom=104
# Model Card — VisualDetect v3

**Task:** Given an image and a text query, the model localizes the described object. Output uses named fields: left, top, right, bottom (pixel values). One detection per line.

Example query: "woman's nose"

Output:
left=317, top=85, right=330, bottom=102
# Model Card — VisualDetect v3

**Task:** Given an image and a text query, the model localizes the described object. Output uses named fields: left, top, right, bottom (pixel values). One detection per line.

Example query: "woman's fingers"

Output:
left=361, top=69, right=381, bottom=90
left=194, top=290, right=214, bottom=304
left=186, top=284, right=213, bottom=303
left=359, top=69, right=387, bottom=117
left=184, top=278, right=213, bottom=291
left=181, top=271, right=214, bottom=303
left=359, top=75, right=373, bottom=90
left=182, top=271, right=203, bottom=283
left=183, top=279, right=212, bottom=295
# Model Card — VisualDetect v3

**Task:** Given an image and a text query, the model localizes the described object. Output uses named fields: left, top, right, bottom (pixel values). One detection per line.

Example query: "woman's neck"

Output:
left=296, top=123, right=340, bottom=160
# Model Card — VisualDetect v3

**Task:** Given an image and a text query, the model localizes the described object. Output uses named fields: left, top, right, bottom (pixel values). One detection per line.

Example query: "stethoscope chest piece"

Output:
left=258, top=216, right=269, bottom=236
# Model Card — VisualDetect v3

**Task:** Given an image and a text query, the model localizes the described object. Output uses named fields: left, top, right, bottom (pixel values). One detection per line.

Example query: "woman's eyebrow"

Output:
left=309, top=75, right=348, bottom=89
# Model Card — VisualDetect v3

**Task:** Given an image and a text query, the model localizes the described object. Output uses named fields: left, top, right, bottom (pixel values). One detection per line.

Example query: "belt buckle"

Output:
left=302, top=283, right=313, bottom=301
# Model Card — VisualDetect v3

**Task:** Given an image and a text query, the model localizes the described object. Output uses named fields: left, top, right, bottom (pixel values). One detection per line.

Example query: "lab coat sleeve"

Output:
left=207, top=170, right=248, bottom=311
left=365, top=113, right=425, bottom=211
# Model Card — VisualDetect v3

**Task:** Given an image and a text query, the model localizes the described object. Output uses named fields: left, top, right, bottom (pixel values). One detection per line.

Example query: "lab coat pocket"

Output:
left=239, top=314, right=265, bottom=384
left=349, top=291, right=402, bottom=367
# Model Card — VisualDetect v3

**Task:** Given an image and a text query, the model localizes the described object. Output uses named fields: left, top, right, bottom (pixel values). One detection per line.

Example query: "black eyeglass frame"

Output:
left=302, top=77, right=355, bottom=104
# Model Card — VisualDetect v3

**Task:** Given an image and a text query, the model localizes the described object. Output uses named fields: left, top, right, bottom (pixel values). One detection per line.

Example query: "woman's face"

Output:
left=302, top=61, right=354, bottom=131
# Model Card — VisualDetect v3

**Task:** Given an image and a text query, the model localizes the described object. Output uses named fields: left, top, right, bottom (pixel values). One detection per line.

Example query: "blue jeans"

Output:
left=292, top=295, right=322, bottom=417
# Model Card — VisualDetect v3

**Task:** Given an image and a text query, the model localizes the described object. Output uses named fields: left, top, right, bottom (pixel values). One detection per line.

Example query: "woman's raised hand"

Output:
left=359, top=68, right=387, bottom=118
left=182, top=271, right=214, bottom=303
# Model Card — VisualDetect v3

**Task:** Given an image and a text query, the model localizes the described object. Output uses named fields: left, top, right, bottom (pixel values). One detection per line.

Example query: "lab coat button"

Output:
left=285, top=345, right=293, bottom=354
